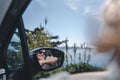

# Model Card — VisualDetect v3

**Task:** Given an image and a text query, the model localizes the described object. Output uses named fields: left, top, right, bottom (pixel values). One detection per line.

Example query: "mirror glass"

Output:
left=29, top=48, right=64, bottom=71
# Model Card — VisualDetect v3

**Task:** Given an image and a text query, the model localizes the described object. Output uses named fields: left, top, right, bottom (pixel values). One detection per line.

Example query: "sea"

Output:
left=55, top=46, right=113, bottom=68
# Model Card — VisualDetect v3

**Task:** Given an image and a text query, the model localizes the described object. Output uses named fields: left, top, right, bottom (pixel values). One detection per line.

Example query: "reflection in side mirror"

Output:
left=36, top=50, right=58, bottom=70
left=29, top=48, right=64, bottom=74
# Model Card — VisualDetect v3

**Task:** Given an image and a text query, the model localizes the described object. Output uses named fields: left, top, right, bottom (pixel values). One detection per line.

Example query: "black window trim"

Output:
left=17, top=17, right=33, bottom=78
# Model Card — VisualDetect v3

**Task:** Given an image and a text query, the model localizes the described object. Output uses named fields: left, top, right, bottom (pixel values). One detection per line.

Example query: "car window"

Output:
left=6, top=28, right=24, bottom=69
left=22, top=0, right=111, bottom=79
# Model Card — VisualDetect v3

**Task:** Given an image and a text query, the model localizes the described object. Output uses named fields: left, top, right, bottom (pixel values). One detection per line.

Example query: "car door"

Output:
left=0, top=18, right=33, bottom=80
left=5, top=23, right=32, bottom=80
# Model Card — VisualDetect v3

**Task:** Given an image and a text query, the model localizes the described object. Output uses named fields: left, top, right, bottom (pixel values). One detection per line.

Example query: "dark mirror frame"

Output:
left=29, top=47, right=64, bottom=74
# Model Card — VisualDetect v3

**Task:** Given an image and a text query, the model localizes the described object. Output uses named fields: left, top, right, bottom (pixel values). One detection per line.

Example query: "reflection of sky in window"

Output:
left=8, top=29, right=20, bottom=52
left=11, top=34, right=20, bottom=42
left=23, top=0, right=105, bottom=46
left=8, top=46, right=19, bottom=52
left=11, top=29, right=20, bottom=42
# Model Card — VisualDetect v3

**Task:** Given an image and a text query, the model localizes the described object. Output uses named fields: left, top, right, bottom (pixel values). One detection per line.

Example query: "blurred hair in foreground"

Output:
left=96, top=0, right=120, bottom=79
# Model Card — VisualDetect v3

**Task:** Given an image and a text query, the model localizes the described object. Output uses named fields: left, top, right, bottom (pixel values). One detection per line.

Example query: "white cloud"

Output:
left=68, top=2, right=78, bottom=11
left=64, top=0, right=81, bottom=12
left=35, top=0, right=47, bottom=7
left=82, top=7, right=91, bottom=15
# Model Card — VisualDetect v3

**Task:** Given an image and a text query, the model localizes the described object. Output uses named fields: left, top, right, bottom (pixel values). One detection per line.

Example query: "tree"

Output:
left=25, top=20, right=67, bottom=50
left=25, top=26, right=53, bottom=50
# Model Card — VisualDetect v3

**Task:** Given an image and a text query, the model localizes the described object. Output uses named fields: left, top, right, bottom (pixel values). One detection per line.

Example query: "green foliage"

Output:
left=25, top=25, right=67, bottom=50
left=25, top=26, right=53, bottom=50
left=67, top=62, right=104, bottom=74
left=34, top=62, right=105, bottom=79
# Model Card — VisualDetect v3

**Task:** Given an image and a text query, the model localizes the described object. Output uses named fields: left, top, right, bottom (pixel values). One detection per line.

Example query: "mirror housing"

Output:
left=29, top=47, right=64, bottom=74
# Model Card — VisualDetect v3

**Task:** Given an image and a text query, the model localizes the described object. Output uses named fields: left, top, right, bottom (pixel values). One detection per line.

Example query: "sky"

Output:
left=23, top=0, right=105, bottom=46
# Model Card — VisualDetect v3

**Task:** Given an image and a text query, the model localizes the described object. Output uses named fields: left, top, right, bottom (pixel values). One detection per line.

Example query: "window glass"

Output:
left=6, top=29, right=24, bottom=69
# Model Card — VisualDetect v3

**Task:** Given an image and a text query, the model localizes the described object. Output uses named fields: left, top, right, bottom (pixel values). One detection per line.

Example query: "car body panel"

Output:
left=0, top=0, right=12, bottom=25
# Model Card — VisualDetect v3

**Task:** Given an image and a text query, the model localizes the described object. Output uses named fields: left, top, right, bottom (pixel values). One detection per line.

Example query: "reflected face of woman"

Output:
left=37, top=53, right=46, bottom=60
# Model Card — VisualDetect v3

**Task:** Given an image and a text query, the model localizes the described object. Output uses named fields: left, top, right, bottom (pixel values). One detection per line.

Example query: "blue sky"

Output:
left=23, top=0, right=105, bottom=46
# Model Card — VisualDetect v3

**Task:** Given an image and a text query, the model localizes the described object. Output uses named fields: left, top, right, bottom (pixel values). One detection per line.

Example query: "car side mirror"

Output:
left=29, top=48, right=64, bottom=74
